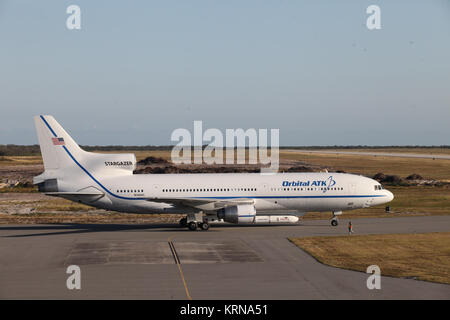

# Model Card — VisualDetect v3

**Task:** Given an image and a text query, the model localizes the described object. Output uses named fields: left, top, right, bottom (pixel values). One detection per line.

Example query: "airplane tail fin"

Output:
left=33, top=115, right=136, bottom=191
left=34, top=115, right=84, bottom=171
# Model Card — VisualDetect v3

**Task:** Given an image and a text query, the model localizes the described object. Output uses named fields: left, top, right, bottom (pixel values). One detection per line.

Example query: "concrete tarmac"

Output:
left=0, top=216, right=449, bottom=299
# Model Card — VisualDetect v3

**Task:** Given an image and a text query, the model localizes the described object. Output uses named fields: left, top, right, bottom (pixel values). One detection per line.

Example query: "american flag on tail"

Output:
left=52, top=137, right=65, bottom=145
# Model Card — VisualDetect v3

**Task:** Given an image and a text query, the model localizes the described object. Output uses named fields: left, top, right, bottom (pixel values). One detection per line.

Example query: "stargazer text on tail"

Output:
left=33, top=115, right=394, bottom=231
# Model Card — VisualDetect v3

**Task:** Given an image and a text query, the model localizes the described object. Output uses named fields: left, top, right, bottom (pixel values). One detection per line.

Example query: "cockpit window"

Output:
left=374, top=185, right=384, bottom=190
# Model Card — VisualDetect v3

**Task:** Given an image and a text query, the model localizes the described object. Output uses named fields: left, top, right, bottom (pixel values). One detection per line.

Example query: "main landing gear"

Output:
left=187, top=221, right=210, bottom=231
left=331, top=211, right=342, bottom=226
left=179, top=213, right=210, bottom=231
left=179, top=217, right=187, bottom=227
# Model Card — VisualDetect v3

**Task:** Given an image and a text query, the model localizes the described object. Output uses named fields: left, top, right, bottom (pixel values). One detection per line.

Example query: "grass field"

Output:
left=292, top=148, right=450, bottom=155
left=290, top=232, right=450, bottom=284
left=57, top=148, right=450, bottom=181
left=0, top=155, right=43, bottom=166
left=280, top=151, right=450, bottom=180
left=1, top=148, right=450, bottom=178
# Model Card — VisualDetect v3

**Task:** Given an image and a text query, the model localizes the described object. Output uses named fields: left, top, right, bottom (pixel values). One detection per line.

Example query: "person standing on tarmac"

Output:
left=348, top=221, right=354, bottom=235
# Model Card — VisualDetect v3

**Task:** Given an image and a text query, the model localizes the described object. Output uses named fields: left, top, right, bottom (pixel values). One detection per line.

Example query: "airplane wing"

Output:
left=146, top=197, right=254, bottom=210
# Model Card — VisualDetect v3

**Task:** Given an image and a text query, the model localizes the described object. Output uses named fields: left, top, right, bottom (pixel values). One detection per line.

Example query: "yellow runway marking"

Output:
left=168, top=237, right=192, bottom=300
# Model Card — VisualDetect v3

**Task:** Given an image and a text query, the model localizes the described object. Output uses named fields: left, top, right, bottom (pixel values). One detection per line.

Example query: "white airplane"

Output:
left=33, top=115, right=394, bottom=231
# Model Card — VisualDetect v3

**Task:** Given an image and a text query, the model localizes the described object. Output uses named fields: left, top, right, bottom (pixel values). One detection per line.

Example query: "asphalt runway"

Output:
left=0, top=216, right=449, bottom=299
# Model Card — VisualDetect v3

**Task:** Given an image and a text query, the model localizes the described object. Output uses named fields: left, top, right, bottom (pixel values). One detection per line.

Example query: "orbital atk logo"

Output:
left=282, top=176, right=337, bottom=193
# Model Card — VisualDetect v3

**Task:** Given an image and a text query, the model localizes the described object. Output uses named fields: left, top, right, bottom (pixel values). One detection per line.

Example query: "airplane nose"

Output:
left=386, top=190, right=394, bottom=202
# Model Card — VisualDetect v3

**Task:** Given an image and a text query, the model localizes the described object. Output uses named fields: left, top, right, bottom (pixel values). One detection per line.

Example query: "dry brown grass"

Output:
left=280, top=151, right=450, bottom=180
left=2, top=149, right=449, bottom=178
left=36, top=198, right=97, bottom=212
left=299, top=148, right=450, bottom=155
left=0, top=187, right=37, bottom=193
left=290, top=232, right=450, bottom=284
left=0, top=156, right=43, bottom=166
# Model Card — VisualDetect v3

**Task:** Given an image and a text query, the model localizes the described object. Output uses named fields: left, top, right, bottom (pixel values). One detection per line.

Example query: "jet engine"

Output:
left=217, top=204, right=256, bottom=223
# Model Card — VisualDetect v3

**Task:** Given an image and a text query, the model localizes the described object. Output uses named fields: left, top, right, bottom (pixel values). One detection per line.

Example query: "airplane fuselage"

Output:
left=74, top=172, right=393, bottom=215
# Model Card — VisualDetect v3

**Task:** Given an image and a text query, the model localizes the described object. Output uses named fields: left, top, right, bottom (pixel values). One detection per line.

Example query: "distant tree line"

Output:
left=0, top=145, right=41, bottom=156
left=0, top=144, right=448, bottom=156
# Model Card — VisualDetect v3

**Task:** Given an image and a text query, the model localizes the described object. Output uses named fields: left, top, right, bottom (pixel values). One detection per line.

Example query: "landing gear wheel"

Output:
left=188, top=221, right=198, bottom=231
left=331, top=219, right=338, bottom=227
left=200, top=222, right=210, bottom=231
left=179, top=217, right=187, bottom=227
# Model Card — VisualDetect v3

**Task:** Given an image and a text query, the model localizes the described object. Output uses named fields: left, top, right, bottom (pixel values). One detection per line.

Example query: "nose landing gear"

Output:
left=331, top=211, right=342, bottom=226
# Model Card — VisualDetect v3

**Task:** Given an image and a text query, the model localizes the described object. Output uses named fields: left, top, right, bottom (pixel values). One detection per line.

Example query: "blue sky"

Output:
left=0, top=0, right=449, bottom=145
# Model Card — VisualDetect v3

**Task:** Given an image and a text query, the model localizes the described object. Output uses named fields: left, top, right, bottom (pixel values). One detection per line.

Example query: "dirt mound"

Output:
left=285, top=166, right=317, bottom=172
left=373, top=173, right=404, bottom=185
left=137, top=156, right=169, bottom=165
left=373, top=172, right=386, bottom=181
left=406, top=173, right=423, bottom=180
left=383, top=175, right=404, bottom=184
